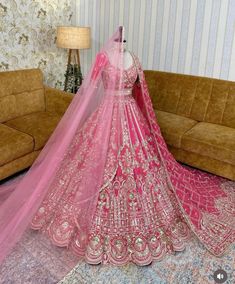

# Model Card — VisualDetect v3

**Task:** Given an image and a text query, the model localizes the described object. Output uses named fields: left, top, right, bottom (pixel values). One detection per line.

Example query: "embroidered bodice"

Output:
left=91, top=52, right=139, bottom=94
left=102, top=62, right=138, bottom=90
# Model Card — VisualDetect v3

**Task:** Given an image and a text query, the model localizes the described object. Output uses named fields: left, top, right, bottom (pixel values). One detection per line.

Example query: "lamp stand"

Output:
left=64, top=49, right=83, bottom=93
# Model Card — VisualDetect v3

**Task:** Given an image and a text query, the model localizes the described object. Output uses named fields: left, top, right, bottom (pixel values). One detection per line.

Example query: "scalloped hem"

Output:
left=31, top=226, right=192, bottom=266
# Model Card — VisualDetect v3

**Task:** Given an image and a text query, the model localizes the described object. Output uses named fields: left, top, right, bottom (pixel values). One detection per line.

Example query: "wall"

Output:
left=76, top=0, right=235, bottom=81
left=0, top=0, right=73, bottom=88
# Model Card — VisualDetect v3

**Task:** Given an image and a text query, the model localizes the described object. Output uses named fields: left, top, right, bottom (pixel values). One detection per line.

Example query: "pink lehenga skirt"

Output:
left=31, top=92, right=234, bottom=266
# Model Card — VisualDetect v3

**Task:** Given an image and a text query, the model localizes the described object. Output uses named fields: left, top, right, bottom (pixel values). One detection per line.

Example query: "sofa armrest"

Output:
left=44, top=86, right=74, bottom=116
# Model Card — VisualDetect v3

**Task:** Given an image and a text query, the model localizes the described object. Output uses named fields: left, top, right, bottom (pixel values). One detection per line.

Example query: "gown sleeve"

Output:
left=91, top=52, right=108, bottom=81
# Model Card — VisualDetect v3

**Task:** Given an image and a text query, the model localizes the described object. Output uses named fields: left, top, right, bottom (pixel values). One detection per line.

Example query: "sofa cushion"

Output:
left=182, top=122, right=235, bottom=165
left=144, top=70, right=235, bottom=126
left=168, top=146, right=235, bottom=181
left=222, top=87, right=235, bottom=128
left=0, top=69, right=45, bottom=122
left=0, top=68, right=43, bottom=98
left=155, top=110, right=198, bottom=148
left=0, top=95, right=16, bottom=122
left=15, top=89, right=45, bottom=117
left=5, top=112, right=61, bottom=151
left=0, top=124, right=34, bottom=166
left=0, top=90, right=45, bottom=123
left=0, top=151, right=40, bottom=181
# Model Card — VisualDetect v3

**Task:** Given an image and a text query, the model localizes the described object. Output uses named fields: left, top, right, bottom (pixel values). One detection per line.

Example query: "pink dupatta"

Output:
left=132, top=54, right=235, bottom=256
left=0, top=28, right=126, bottom=264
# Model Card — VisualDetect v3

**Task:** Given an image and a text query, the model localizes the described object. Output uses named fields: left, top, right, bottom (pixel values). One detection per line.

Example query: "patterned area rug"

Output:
left=0, top=172, right=235, bottom=284
left=59, top=239, right=235, bottom=284
left=0, top=229, right=79, bottom=284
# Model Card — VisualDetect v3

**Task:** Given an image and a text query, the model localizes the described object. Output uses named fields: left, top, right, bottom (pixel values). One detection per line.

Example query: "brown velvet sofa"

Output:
left=0, top=68, right=73, bottom=181
left=144, top=70, right=235, bottom=181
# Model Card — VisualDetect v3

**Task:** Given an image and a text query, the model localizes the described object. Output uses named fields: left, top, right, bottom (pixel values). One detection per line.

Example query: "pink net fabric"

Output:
left=0, top=27, right=125, bottom=264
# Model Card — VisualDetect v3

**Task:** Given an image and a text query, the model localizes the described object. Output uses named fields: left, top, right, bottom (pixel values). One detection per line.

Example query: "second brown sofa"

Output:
left=144, top=70, right=235, bottom=181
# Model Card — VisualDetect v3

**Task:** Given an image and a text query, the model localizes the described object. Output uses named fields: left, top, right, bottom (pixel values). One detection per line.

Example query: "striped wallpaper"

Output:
left=73, top=0, right=235, bottom=81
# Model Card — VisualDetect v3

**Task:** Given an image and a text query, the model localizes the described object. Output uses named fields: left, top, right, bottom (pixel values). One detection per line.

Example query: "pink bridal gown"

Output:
left=30, top=52, right=235, bottom=266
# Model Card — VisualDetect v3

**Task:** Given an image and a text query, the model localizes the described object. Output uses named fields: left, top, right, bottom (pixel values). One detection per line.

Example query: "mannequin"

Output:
left=123, top=42, right=134, bottom=69
left=107, top=40, right=134, bottom=70
left=123, top=50, right=133, bottom=69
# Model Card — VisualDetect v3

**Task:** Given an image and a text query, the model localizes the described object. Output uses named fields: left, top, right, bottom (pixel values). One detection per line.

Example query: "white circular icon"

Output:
left=213, top=269, right=228, bottom=283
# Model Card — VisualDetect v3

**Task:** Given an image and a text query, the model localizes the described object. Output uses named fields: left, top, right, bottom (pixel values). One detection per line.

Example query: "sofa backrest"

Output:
left=0, top=68, right=45, bottom=123
left=144, top=70, right=235, bottom=128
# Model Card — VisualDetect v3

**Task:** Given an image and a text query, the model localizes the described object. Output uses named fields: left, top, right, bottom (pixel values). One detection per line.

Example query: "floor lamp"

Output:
left=56, top=26, right=91, bottom=93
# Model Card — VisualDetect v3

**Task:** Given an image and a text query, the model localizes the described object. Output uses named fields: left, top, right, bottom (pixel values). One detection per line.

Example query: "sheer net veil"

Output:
left=0, top=27, right=126, bottom=264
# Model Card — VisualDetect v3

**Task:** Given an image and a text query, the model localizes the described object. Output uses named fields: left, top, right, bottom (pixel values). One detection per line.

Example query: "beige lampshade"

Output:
left=56, top=26, right=91, bottom=49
